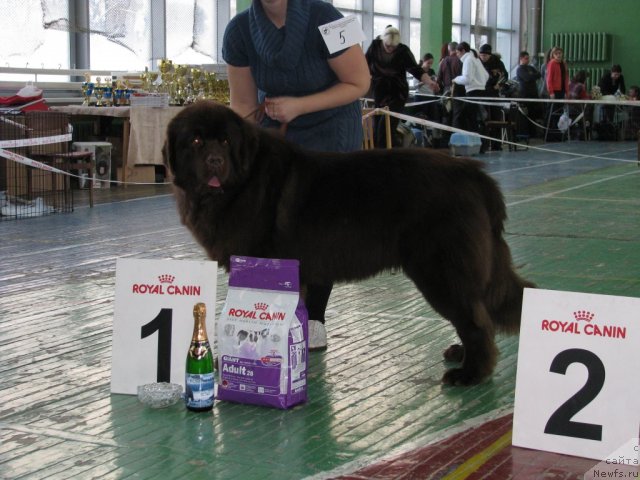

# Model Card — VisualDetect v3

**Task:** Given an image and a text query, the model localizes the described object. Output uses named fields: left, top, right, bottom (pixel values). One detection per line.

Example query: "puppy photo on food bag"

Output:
left=163, top=100, right=534, bottom=386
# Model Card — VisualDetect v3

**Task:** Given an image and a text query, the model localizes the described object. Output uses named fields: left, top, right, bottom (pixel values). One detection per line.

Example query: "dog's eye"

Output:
left=192, top=136, right=203, bottom=148
left=220, top=138, right=229, bottom=147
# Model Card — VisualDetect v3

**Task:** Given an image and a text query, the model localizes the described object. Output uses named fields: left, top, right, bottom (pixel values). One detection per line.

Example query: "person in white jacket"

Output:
left=452, top=42, right=489, bottom=150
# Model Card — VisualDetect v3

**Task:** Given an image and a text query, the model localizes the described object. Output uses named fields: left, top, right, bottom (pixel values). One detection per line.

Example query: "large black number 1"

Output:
left=140, top=308, right=173, bottom=382
left=544, top=348, right=605, bottom=441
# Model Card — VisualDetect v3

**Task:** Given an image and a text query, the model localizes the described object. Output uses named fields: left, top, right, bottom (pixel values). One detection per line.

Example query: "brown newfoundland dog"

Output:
left=163, top=100, right=534, bottom=386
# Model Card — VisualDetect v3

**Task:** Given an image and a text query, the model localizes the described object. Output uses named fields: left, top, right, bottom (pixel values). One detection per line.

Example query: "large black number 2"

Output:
left=544, top=348, right=605, bottom=441
left=140, top=308, right=173, bottom=382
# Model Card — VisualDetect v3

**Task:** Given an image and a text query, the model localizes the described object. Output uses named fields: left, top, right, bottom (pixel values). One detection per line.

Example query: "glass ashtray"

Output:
left=137, top=382, right=183, bottom=408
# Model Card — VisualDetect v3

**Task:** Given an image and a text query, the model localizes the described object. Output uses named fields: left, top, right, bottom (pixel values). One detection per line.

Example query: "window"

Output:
left=333, top=0, right=363, bottom=8
left=333, top=0, right=421, bottom=58
left=89, top=0, right=151, bottom=71
left=374, top=1, right=398, bottom=16
left=0, top=0, right=234, bottom=78
left=166, top=0, right=217, bottom=65
left=451, top=0, right=519, bottom=74
left=1, top=1, right=520, bottom=79
left=0, top=0, right=70, bottom=80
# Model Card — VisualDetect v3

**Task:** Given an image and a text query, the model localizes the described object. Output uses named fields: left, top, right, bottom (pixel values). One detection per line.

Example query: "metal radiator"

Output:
left=551, top=32, right=608, bottom=62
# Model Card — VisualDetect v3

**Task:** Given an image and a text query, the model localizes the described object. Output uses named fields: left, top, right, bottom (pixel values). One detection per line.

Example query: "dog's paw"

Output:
left=443, top=344, right=464, bottom=362
left=441, top=367, right=485, bottom=386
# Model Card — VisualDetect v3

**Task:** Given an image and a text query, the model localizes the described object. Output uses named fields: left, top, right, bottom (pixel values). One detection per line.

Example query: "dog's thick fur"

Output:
left=164, top=100, right=534, bottom=385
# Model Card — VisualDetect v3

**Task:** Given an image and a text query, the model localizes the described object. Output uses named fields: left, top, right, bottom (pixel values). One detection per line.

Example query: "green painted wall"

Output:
left=236, top=0, right=251, bottom=12
left=542, top=0, right=640, bottom=90
left=421, top=0, right=453, bottom=59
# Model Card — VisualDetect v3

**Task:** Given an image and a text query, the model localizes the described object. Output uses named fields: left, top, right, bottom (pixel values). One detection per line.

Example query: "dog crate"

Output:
left=0, top=111, right=80, bottom=220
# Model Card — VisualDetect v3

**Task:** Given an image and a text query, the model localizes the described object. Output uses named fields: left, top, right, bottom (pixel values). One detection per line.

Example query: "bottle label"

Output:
left=185, top=372, right=214, bottom=408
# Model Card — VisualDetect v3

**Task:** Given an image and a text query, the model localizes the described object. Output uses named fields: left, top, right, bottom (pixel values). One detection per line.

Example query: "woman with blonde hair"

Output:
left=366, top=25, right=435, bottom=147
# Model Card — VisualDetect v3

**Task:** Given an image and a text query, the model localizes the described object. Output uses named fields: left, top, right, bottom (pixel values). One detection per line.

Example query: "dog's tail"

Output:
left=486, top=235, right=535, bottom=334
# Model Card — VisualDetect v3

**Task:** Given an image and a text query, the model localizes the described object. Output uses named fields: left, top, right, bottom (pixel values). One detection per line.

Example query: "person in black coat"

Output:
left=598, top=65, right=626, bottom=125
left=598, top=64, right=626, bottom=95
left=515, top=51, right=541, bottom=136
left=478, top=44, right=508, bottom=149
left=366, top=26, right=433, bottom=147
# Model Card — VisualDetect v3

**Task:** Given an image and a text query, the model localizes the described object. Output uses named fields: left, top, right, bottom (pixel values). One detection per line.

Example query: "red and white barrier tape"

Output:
left=0, top=133, right=73, bottom=175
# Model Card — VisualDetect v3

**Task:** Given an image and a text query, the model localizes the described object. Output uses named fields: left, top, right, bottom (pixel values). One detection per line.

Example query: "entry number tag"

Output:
left=319, top=15, right=365, bottom=54
left=111, top=258, right=217, bottom=395
left=513, top=288, right=640, bottom=461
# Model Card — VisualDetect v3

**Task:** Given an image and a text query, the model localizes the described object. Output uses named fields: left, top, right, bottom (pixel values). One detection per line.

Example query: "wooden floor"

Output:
left=1, top=139, right=638, bottom=479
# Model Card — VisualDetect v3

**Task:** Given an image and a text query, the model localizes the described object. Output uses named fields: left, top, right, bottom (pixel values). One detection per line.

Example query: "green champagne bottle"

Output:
left=185, top=302, right=214, bottom=412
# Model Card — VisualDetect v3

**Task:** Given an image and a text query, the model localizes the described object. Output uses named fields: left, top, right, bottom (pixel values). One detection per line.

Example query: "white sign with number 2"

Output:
left=111, top=258, right=217, bottom=395
left=513, top=288, right=640, bottom=461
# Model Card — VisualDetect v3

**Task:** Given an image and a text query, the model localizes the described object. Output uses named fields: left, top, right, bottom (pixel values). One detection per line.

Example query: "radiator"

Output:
left=551, top=32, right=608, bottom=62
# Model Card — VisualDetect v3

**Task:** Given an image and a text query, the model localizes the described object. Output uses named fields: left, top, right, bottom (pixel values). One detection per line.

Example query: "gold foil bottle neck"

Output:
left=191, top=303, right=209, bottom=343
left=193, top=302, right=206, bottom=319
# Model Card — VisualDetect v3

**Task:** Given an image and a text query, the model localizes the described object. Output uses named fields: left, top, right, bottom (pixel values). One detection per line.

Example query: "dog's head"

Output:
left=163, top=100, right=259, bottom=192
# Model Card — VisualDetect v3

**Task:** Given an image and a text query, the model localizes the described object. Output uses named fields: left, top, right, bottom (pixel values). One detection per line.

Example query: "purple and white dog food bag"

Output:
left=217, top=256, right=308, bottom=409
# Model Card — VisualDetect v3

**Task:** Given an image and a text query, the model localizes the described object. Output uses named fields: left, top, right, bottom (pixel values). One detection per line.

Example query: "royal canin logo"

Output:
left=226, top=303, right=286, bottom=321
left=541, top=310, right=626, bottom=339
left=131, top=273, right=201, bottom=296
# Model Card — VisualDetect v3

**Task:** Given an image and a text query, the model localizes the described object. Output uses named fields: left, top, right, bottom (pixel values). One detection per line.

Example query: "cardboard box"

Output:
left=118, top=165, right=156, bottom=183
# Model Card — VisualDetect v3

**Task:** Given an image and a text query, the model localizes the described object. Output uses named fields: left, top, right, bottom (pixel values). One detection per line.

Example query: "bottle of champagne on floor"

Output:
left=185, top=303, right=214, bottom=412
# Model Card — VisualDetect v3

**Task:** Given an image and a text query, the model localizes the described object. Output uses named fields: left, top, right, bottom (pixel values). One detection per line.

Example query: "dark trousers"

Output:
left=519, top=100, right=540, bottom=138
left=305, top=283, right=333, bottom=324
left=546, top=91, right=566, bottom=141
left=453, top=90, right=483, bottom=132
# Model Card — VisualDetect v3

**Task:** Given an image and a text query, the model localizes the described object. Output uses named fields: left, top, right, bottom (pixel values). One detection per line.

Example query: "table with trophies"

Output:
left=53, top=59, right=229, bottom=184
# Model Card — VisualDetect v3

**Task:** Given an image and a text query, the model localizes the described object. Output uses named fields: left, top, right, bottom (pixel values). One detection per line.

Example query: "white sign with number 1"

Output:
left=110, top=258, right=217, bottom=395
left=513, top=288, right=640, bottom=461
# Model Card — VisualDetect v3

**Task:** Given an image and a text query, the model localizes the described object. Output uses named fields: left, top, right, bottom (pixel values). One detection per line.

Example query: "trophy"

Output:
left=148, top=71, right=159, bottom=93
left=191, top=67, right=205, bottom=102
left=173, top=64, right=189, bottom=105
left=158, top=58, right=173, bottom=95
left=113, top=79, right=125, bottom=106
left=102, top=77, right=113, bottom=107
left=81, top=72, right=94, bottom=106
left=94, top=77, right=105, bottom=106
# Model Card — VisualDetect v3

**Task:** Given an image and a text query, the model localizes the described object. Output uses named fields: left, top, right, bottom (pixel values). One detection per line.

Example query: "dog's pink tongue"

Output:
left=208, top=176, right=221, bottom=188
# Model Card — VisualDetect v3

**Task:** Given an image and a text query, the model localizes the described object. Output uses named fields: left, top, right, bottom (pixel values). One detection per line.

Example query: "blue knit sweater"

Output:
left=222, top=0, right=362, bottom=152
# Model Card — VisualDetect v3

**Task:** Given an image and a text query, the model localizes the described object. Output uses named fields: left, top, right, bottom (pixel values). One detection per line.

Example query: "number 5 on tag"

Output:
left=513, top=288, right=640, bottom=461
left=318, top=15, right=365, bottom=54
left=110, top=258, right=217, bottom=395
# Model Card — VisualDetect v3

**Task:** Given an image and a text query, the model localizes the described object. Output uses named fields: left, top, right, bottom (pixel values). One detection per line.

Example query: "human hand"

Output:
left=264, top=97, right=299, bottom=123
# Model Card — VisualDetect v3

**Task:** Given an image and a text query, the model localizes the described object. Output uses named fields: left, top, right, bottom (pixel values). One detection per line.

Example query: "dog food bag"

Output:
left=217, top=256, right=308, bottom=409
